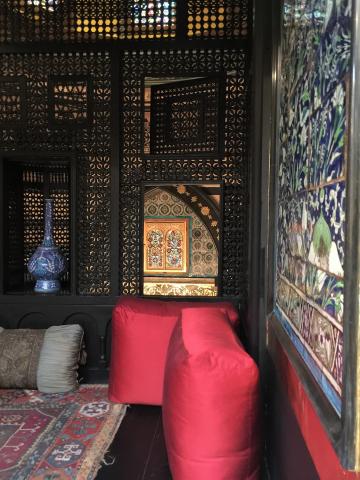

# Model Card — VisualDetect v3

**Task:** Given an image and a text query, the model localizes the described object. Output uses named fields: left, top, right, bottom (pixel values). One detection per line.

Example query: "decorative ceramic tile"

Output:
left=276, top=277, right=304, bottom=332
left=309, top=82, right=346, bottom=186
left=276, top=276, right=291, bottom=314
left=305, top=263, right=344, bottom=322
left=277, top=194, right=312, bottom=284
left=308, top=0, right=328, bottom=50
left=313, top=0, right=352, bottom=27
left=278, top=280, right=304, bottom=330
left=308, top=310, right=337, bottom=372
left=299, top=300, right=315, bottom=343
left=289, top=257, right=307, bottom=291
left=287, top=87, right=311, bottom=192
left=312, top=22, right=351, bottom=106
left=293, top=0, right=315, bottom=76
left=282, top=1, right=296, bottom=65
left=277, top=201, right=289, bottom=276
left=276, top=0, right=350, bottom=407
left=312, top=0, right=336, bottom=34
left=287, top=284, right=304, bottom=331
left=275, top=306, right=342, bottom=415
left=278, top=117, right=291, bottom=200
left=292, top=36, right=308, bottom=92
left=287, top=194, right=311, bottom=259
left=307, top=182, right=346, bottom=274
left=332, top=331, right=343, bottom=388
left=339, top=0, right=352, bottom=18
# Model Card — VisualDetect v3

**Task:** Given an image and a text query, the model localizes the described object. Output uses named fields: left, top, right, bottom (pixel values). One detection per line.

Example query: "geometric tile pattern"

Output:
left=275, top=0, right=351, bottom=414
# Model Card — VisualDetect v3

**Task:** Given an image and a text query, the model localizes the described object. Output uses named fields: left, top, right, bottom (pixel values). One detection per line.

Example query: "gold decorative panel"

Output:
left=143, top=218, right=189, bottom=274
left=143, top=277, right=217, bottom=296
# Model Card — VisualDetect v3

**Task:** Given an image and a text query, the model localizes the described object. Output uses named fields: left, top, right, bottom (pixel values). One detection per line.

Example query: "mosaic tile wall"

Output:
left=275, top=0, right=351, bottom=415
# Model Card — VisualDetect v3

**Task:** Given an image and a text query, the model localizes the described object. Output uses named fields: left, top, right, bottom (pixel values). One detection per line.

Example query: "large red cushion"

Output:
left=163, top=308, right=261, bottom=480
left=108, top=296, right=238, bottom=405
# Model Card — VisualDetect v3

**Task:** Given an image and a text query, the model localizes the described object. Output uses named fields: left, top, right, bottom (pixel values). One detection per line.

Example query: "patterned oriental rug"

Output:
left=0, top=385, right=127, bottom=480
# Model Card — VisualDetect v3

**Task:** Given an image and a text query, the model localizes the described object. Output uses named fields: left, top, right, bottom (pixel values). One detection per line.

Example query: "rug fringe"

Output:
left=85, top=403, right=128, bottom=480
left=101, top=452, right=116, bottom=466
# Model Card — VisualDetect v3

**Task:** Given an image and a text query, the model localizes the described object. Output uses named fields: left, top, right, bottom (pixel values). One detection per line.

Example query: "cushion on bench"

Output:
left=108, top=296, right=239, bottom=405
left=0, top=325, right=85, bottom=393
left=162, top=307, right=261, bottom=480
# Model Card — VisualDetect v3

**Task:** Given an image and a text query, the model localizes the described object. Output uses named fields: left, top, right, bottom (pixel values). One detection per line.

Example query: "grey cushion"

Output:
left=37, top=324, right=84, bottom=393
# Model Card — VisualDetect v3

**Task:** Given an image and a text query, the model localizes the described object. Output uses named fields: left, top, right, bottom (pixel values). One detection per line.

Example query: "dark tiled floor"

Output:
left=96, top=405, right=171, bottom=480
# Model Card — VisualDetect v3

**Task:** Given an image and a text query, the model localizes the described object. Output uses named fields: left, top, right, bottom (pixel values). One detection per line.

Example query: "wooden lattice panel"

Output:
left=0, top=48, right=250, bottom=299
left=187, top=0, right=250, bottom=39
left=0, top=52, right=112, bottom=296
left=149, top=77, right=222, bottom=155
left=0, top=77, right=25, bottom=126
left=121, top=48, right=250, bottom=298
left=49, top=76, right=92, bottom=127
left=0, top=0, right=177, bottom=42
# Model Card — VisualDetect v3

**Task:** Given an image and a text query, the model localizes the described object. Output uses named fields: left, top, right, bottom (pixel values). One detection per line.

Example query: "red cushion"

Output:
left=163, top=308, right=261, bottom=480
left=108, top=296, right=239, bottom=405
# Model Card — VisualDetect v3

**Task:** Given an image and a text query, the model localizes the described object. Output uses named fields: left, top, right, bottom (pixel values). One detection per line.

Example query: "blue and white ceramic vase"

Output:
left=28, top=198, right=66, bottom=293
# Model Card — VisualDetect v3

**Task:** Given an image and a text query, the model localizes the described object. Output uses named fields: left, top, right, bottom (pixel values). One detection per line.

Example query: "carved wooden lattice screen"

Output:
left=0, top=76, right=26, bottom=126
left=0, top=0, right=177, bottom=42
left=149, top=77, right=223, bottom=156
left=0, top=47, right=249, bottom=299
left=121, top=49, right=249, bottom=299
left=0, top=0, right=253, bottom=44
left=187, top=0, right=250, bottom=39
left=0, top=52, right=112, bottom=296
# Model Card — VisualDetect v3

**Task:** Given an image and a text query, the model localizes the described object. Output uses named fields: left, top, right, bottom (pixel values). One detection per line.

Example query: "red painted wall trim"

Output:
left=268, top=326, right=360, bottom=479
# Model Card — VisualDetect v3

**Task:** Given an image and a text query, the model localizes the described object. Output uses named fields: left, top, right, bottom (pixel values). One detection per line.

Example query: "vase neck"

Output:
left=43, top=199, right=54, bottom=247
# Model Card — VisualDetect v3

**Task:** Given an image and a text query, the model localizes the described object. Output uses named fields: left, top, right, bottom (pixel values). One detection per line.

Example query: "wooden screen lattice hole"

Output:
left=49, top=76, right=91, bottom=127
left=150, top=77, right=222, bottom=155
left=0, top=0, right=177, bottom=42
left=169, top=98, right=204, bottom=141
left=0, top=77, right=25, bottom=125
left=187, top=0, right=249, bottom=39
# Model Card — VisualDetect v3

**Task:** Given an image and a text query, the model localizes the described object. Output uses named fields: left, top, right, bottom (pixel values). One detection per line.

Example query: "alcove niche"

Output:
left=1, top=154, right=74, bottom=295
left=142, top=182, right=222, bottom=297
